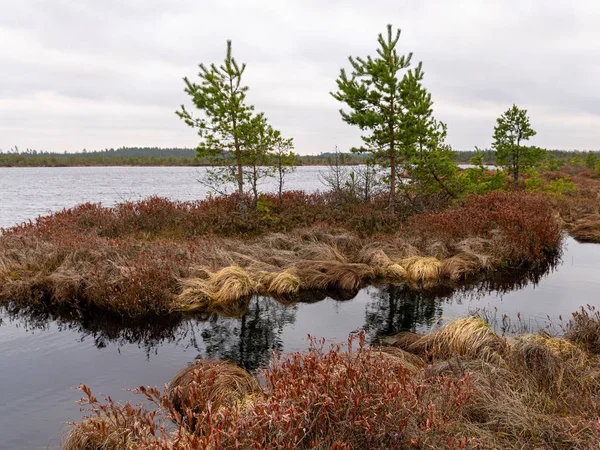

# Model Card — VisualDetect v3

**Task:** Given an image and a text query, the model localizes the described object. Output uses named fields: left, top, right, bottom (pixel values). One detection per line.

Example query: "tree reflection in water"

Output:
left=200, top=296, right=296, bottom=371
left=0, top=251, right=560, bottom=371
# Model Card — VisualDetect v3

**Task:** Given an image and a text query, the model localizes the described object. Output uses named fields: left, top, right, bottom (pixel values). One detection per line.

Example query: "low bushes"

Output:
left=0, top=191, right=563, bottom=317
left=63, top=309, right=600, bottom=449
left=63, top=334, right=474, bottom=449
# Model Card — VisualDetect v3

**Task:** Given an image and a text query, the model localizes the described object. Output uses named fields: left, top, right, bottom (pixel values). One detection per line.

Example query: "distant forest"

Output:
left=0, top=146, right=597, bottom=167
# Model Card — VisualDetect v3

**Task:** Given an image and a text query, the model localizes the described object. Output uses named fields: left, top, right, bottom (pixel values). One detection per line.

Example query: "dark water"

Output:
left=1, top=167, right=599, bottom=449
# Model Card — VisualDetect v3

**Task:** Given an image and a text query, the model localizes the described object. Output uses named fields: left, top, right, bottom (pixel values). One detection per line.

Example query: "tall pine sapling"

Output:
left=271, top=133, right=297, bottom=203
left=177, top=40, right=254, bottom=215
left=492, top=104, right=539, bottom=185
left=332, top=25, right=417, bottom=212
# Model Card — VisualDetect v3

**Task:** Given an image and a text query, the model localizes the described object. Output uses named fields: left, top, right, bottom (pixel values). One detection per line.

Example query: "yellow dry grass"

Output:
left=399, top=317, right=508, bottom=362
left=358, top=248, right=407, bottom=281
left=176, top=266, right=256, bottom=313
left=61, top=413, right=139, bottom=450
left=263, top=269, right=301, bottom=297
left=399, top=256, right=441, bottom=283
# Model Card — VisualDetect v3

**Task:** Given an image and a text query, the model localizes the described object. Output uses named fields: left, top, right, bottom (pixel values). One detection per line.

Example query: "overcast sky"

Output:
left=1, top=0, right=599, bottom=154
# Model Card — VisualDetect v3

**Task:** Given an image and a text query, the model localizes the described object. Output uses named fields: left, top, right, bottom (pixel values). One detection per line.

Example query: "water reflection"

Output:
left=201, top=297, right=296, bottom=371
left=0, top=252, right=561, bottom=372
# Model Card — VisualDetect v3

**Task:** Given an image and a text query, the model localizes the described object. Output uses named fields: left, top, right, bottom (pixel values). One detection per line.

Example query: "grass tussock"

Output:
left=168, top=359, right=261, bottom=424
left=63, top=310, right=600, bottom=449
left=1, top=191, right=563, bottom=317
left=569, top=216, right=600, bottom=243
left=62, top=413, right=139, bottom=450
left=261, top=269, right=302, bottom=297
left=565, top=305, right=600, bottom=354
left=399, top=256, right=441, bottom=284
left=400, top=317, right=508, bottom=362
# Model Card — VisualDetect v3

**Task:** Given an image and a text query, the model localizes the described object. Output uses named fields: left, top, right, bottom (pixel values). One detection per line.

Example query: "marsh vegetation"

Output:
left=2, top=22, right=600, bottom=450
left=62, top=307, right=600, bottom=449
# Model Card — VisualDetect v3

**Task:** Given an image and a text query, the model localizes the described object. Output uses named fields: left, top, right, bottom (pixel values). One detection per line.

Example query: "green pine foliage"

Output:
left=492, top=105, right=542, bottom=185
left=331, top=25, right=459, bottom=211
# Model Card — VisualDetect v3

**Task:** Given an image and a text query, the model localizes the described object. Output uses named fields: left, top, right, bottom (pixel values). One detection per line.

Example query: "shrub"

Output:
left=64, top=334, right=473, bottom=449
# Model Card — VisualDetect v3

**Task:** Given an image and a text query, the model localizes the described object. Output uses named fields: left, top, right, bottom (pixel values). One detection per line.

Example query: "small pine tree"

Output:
left=177, top=40, right=256, bottom=215
left=332, top=25, right=454, bottom=211
left=585, top=151, right=598, bottom=169
left=271, top=133, right=297, bottom=203
left=492, top=105, right=539, bottom=185
left=331, top=25, right=415, bottom=211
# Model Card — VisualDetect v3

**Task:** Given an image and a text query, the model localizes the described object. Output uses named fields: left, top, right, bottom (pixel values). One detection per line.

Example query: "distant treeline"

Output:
left=453, top=149, right=600, bottom=164
left=0, top=146, right=597, bottom=167
left=0, top=147, right=369, bottom=167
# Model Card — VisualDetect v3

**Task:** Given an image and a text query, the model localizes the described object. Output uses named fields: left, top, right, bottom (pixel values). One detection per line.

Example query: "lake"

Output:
left=0, top=167, right=599, bottom=449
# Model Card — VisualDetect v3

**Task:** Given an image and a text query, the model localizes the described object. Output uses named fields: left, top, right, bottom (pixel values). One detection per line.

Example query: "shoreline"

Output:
left=0, top=191, right=562, bottom=318
left=62, top=307, right=600, bottom=449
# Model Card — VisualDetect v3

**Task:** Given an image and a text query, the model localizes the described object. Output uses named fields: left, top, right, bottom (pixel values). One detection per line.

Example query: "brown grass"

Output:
left=565, top=305, right=600, bottom=354
left=63, top=310, right=600, bottom=449
left=168, top=359, right=261, bottom=431
left=569, top=216, right=600, bottom=243
left=62, top=413, right=139, bottom=450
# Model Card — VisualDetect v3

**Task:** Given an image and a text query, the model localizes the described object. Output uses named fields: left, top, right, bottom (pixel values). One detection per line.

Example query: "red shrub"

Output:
left=68, top=334, right=473, bottom=449
left=408, top=192, right=561, bottom=264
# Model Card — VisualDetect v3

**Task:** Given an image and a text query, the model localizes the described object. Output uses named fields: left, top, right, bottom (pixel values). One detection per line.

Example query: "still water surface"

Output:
left=0, top=167, right=599, bottom=449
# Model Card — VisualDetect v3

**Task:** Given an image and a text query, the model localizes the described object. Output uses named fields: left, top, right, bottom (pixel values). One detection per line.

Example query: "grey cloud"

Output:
left=1, top=0, right=599, bottom=153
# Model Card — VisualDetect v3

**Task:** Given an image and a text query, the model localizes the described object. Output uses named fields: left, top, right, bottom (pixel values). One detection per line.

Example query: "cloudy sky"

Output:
left=1, top=0, right=599, bottom=154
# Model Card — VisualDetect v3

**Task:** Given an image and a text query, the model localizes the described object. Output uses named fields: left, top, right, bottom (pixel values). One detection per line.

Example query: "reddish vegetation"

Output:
left=64, top=334, right=474, bottom=449
left=63, top=312, right=600, bottom=449
left=409, top=191, right=562, bottom=264
left=0, top=191, right=562, bottom=317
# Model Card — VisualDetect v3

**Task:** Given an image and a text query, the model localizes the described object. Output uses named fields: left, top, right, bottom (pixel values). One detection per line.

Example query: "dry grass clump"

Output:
left=62, top=413, right=140, bottom=450
left=357, top=248, right=407, bottom=280
left=168, top=359, right=261, bottom=423
left=565, top=305, right=600, bottom=354
left=293, top=261, right=374, bottom=292
left=440, top=253, right=482, bottom=281
left=399, top=256, right=441, bottom=283
left=398, top=317, right=508, bottom=362
left=176, top=266, right=256, bottom=314
left=569, top=216, right=600, bottom=243
left=259, top=269, right=301, bottom=297
left=387, top=312, right=600, bottom=449
left=370, top=346, right=425, bottom=373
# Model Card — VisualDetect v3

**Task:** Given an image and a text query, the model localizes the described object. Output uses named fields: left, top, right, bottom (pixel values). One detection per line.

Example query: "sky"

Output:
left=1, top=0, right=599, bottom=154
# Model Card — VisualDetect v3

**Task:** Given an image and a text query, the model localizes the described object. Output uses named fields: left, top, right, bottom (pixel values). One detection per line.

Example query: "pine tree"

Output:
left=331, top=25, right=451, bottom=211
left=585, top=151, right=598, bottom=169
left=331, top=25, right=415, bottom=211
left=492, top=105, right=539, bottom=185
left=270, top=133, right=297, bottom=203
left=401, top=68, right=458, bottom=203
left=177, top=40, right=255, bottom=214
